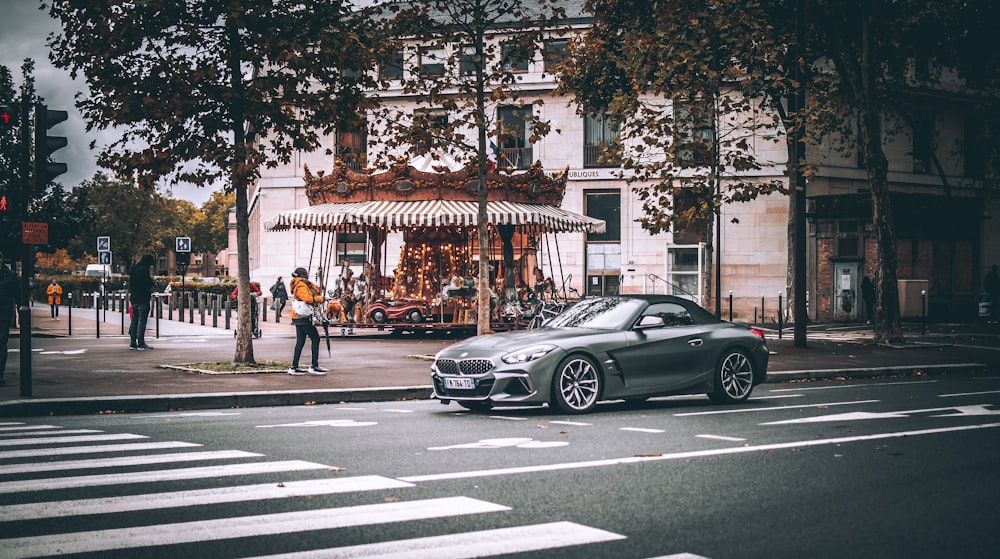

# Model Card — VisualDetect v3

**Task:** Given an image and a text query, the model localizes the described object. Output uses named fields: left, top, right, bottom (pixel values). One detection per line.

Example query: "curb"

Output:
left=0, top=363, right=988, bottom=417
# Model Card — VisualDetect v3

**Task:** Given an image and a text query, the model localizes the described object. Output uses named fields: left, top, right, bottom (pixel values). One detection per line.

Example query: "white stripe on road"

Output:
left=697, top=434, right=746, bottom=442
left=769, top=380, right=937, bottom=392
left=620, top=427, right=666, bottom=433
left=0, top=433, right=145, bottom=446
left=0, top=429, right=103, bottom=439
left=0, top=476, right=414, bottom=522
left=0, top=450, right=261, bottom=475
left=550, top=420, right=592, bottom=426
left=0, top=460, right=329, bottom=494
left=0, top=424, right=61, bottom=432
left=673, top=400, right=879, bottom=416
left=244, top=521, right=626, bottom=559
left=399, top=422, right=1000, bottom=483
left=939, top=389, right=1000, bottom=397
left=4, top=497, right=509, bottom=559
left=0, top=441, right=200, bottom=460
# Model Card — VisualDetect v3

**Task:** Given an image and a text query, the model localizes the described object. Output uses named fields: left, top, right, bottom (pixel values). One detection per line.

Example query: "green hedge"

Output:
left=32, top=275, right=249, bottom=304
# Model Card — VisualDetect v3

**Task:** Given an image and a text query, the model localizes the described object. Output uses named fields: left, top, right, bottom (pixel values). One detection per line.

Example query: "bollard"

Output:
left=67, top=292, right=72, bottom=336
left=225, top=297, right=232, bottom=330
left=155, top=295, right=161, bottom=339
left=778, top=292, right=783, bottom=340
left=121, top=293, right=126, bottom=335
left=921, top=290, right=927, bottom=335
left=262, top=297, right=268, bottom=322
left=188, top=293, right=195, bottom=323
left=212, top=294, right=219, bottom=328
left=95, top=292, right=100, bottom=339
left=200, top=292, right=206, bottom=325
left=728, top=290, right=733, bottom=321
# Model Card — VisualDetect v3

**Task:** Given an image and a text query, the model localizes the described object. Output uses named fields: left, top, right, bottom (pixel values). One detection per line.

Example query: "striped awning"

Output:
left=263, top=202, right=368, bottom=232
left=265, top=200, right=605, bottom=234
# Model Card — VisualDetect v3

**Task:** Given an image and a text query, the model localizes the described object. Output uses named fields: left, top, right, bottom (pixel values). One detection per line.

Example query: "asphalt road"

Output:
left=2, top=372, right=998, bottom=558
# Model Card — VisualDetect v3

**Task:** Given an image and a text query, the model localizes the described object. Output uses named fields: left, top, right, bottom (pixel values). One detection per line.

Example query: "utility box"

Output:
left=898, top=279, right=929, bottom=318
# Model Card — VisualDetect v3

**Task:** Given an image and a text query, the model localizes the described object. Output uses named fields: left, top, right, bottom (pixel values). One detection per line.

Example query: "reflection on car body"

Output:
left=431, top=295, right=769, bottom=414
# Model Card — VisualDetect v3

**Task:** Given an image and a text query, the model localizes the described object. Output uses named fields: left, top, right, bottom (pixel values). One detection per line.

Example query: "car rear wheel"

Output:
left=370, top=309, right=387, bottom=323
left=709, top=349, right=755, bottom=403
left=407, top=309, right=423, bottom=323
left=551, top=355, right=601, bottom=414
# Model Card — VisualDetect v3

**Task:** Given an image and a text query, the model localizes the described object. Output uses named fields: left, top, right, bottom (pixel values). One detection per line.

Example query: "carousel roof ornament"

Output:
left=302, top=156, right=569, bottom=206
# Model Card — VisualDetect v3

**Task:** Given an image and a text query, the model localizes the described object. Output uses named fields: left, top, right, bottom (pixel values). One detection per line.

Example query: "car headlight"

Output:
left=501, top=344, right=557, bottom=364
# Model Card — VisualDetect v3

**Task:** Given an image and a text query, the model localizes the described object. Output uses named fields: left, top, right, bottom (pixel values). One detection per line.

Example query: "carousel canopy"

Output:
left=264, top=199, right=606, bottom=234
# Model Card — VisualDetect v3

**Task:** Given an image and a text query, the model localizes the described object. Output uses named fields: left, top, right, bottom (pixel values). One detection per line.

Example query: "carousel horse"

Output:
left=326, top=291, right=358, bottom=334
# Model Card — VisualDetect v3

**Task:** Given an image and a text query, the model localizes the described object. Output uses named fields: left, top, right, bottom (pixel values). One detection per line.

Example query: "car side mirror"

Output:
left=635, top=315, right=665, bottom=330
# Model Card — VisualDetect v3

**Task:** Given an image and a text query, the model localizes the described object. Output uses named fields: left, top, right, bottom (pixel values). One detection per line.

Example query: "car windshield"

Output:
left=544, top=297, right=645, bottom=329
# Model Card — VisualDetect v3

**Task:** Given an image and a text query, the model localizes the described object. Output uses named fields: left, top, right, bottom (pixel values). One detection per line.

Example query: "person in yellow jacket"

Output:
left=288, top=267, right=327, bottom=376
left=47, top=279, right=63, bottom=320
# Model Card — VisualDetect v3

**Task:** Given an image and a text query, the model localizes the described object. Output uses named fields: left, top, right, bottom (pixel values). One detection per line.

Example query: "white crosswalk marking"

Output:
left=0, top=432, right=145, bottom=446
left=0, top=422, right=629, bottom=558
left=0, top=440, right=200, bottom=459
left=243, top=521, right=627, bottom=559
left=0, top=460, right=329, bottom=494
left=0, top=449, right=261, bottom=475
left=0, top=476, right=415, bottom=522
left=5, top=497, right=510, bottom=559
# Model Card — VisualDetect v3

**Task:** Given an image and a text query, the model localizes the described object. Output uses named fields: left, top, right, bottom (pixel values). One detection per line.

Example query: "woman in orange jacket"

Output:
left=288, top=267, right=327, bottom=376
left=46, top=279, right=63, bottom=320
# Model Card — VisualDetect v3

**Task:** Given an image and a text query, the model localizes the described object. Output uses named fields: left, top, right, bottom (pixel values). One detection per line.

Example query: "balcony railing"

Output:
left=497, top=147, right=533, bottom=170
left=583, top=144, right=621, bottom=168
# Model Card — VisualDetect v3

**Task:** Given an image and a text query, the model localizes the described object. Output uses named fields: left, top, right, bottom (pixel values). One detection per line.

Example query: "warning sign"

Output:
left=22, top=222, right=48, bottom=245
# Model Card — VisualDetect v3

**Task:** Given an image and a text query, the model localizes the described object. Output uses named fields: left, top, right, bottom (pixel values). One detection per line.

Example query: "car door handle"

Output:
left=688, top=338, right=704, bottom=347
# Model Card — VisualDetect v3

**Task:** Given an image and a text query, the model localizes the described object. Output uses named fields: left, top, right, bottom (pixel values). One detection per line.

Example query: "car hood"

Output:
left=443, top=327, right=606, bottom=355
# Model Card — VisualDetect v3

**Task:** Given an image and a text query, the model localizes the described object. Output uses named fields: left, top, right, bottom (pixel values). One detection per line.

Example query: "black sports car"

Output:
left=431, top=295, right=769, bottom=414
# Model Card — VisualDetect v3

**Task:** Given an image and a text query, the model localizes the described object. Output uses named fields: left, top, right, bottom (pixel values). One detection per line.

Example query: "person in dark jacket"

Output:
left=128, top=254, right=156, bottom=350
left=0, top=251, right=22, bottom=385
left=270, top=276, right=288, bottom=319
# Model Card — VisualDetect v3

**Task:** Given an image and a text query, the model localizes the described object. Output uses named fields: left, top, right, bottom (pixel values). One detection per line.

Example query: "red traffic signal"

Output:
left=0, top=104, right=18, bottom=127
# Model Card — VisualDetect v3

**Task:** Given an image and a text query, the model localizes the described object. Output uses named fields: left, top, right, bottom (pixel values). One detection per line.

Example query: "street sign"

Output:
left=176, top=236, right=191, bottom=252
left=22, top=222, right=48, bottom=245
left=98, top=250, right=112, bottom=265
left=97, top=236, right=110, bottom=251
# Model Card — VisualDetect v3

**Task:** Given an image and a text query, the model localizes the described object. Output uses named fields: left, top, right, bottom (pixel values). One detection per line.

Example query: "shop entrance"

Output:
left=833, top=262, right=860, bottom=322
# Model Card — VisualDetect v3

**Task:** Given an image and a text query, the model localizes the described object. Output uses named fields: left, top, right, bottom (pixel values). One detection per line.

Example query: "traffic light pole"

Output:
left=18, top=102, right=32, bottom=397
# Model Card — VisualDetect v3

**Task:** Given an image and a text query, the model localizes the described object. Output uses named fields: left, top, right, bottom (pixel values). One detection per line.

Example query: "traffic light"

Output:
left=34, top=105, right=68, bottom=186
left=0, top=104, right=18, bottom=127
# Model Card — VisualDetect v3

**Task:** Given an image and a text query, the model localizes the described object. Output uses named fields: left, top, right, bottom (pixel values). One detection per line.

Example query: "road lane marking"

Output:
left=4, top=497, right=510, bottom=559
left=674, top=400, right=879, bottom=416
left=429, top=437, right=569, bottom=450
left=939, top=389, right=1000, bottom=397
left=140, top=412, right=242, bottom=417
left=256, top=419, right=378, bottom=428
left=0, top=424, right=61, bottom=432
left=769, top=380, right=937, bottom=392
left=620, top=427, right=666, bottom=434
left=243, top=521, right=626, bottom=559
left=398, top=422, right=1000, bottom=483
left=0, top=460, right=330, bottom=494
left=762, top=404, right=1000, bottom=425
left=697, top=434, right=746, bottom=442
left=0, top=441, right=200, bottom=460
left=0, top=450, right=262, bottom=475
left=0, top=433, right=144, bottom=446
left=551, top=420, right=592, bottom=426
left=0, top=476, right=415, bottom=522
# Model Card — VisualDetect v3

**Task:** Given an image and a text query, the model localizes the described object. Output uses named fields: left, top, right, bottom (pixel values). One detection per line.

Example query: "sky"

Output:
left=0, top=1, right=219, bottom=206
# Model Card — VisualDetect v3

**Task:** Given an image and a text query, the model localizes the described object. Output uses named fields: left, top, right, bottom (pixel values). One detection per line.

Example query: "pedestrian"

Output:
left=288, top=267, right=327, bottom=376
left=861, top=275, right=875, bottom=324
left=128, top=254, right=156, bottom=350
left=985, top=265, right=1000, bottom=322
left=270, top=276, right=288, bottom=318
left=0, top=251, right=22, bottom=386
left=47, top=278, right=63, bottom=320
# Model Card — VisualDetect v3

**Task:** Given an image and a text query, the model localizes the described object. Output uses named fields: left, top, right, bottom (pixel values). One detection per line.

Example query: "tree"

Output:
left=375, top=0, right=566, bottom=334
left=47, top=0, right=385, bottom=363
left=560, top=0, right=999, bottom=344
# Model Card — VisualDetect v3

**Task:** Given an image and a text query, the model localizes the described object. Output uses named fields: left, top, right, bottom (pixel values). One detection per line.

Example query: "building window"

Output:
left=585, top=191, right=622, bottom=296
left=411, top=109, right=449, bottom=153
left=419, top=46, right=446, bottom=77
left=501, top=40, right=531, bottom=73
left=666, top=245, right=703, bottom=303
left=337, top=232, right=367, bottom=267
left=912, top=112, right=934, bottom=174
left=835, top=219, right=861, bottom=258
left=337, top=123, right=367, bottom=172
left=584, top=110, right=620, bottom=168
left=496, top=105, right=532, bottom=169
left=379, top=50, right=404, bottom=80
left=459, top=45, right=478, bottom=76
left=543, top=39, right=569, bottom=72
left=674, top=99, right=714, bottom=168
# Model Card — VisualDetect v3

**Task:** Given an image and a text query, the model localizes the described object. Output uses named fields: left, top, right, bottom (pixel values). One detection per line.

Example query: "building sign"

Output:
left=22, top=222, right=48, bottom=245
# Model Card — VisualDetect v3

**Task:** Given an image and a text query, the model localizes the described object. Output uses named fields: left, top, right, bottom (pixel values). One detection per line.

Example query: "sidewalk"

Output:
left=2, top=303, right=998, bottom=417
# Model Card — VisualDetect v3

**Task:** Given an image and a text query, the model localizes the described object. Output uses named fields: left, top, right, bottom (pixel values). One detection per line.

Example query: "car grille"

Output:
left=436, top=358, right=495, bottom=375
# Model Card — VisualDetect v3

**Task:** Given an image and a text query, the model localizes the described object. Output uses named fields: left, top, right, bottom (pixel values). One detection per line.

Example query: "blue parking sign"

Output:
left=176, top=236, right=191, bottom=252
left=97, top=236, right=110, bottom=252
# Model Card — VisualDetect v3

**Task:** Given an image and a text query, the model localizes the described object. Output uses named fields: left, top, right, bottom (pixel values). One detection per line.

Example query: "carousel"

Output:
left=263, top=156, right=606, bottom=332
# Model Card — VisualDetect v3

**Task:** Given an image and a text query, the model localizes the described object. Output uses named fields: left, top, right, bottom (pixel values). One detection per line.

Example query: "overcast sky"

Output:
left=0, top=1, right=218, bottom=206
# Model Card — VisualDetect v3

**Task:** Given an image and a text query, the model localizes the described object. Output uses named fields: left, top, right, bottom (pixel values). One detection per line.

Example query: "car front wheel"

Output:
left=551, top=355, right=602, bottom=414
left=370, top=309, right=387, bottom=323
left=709, top=349, right=755, bottom=403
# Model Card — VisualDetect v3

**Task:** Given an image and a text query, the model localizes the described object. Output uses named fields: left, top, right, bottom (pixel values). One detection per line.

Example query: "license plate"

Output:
left=444, top=377, right=475, bottom=390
